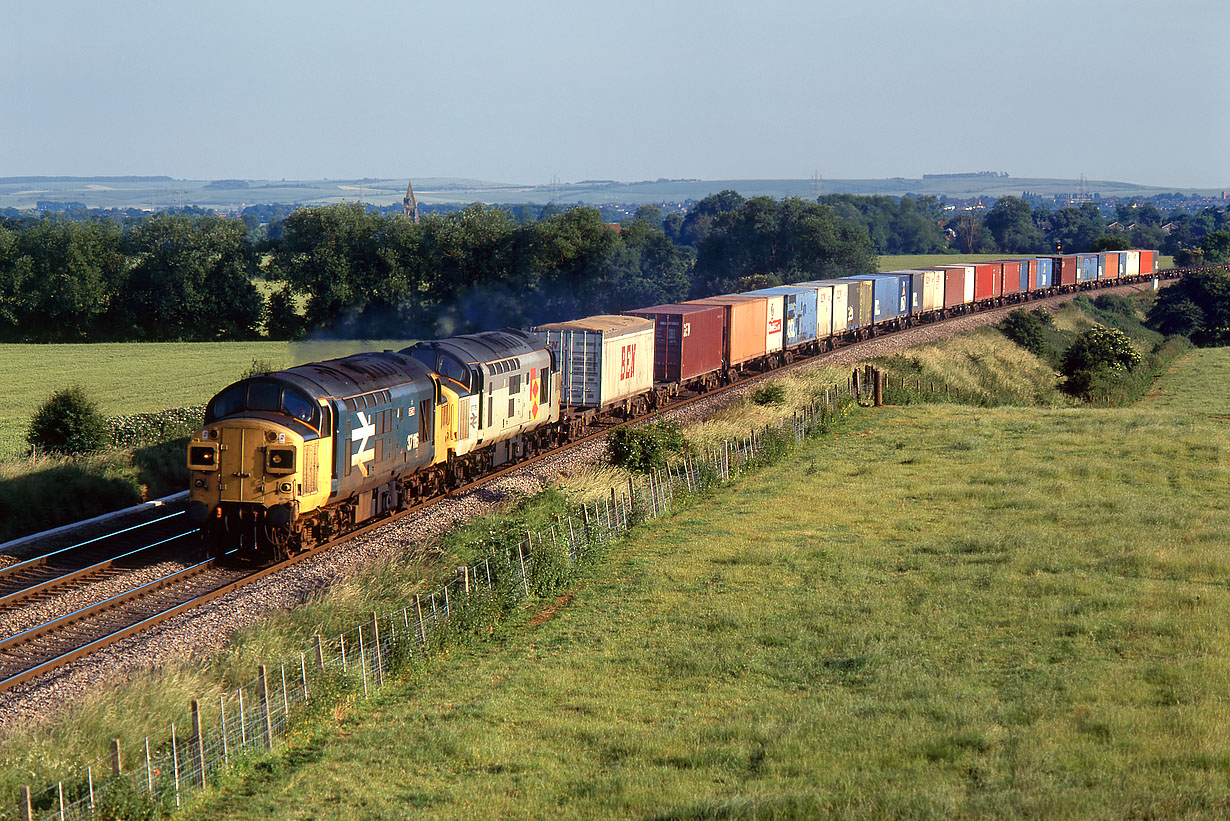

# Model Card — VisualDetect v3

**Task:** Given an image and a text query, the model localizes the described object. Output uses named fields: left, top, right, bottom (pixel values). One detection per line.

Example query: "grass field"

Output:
left=0, top=339, right=416, bottom=459
left=176, top=348, right=1229, bottom=819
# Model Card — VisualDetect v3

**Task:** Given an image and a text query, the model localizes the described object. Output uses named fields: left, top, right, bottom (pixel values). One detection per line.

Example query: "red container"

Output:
left=971, top=262, right=1000, bottom=301
left=1139, top=250, right=1156, bottom=276
left=927, top=266, right=974, bottom=310
left=1025, top=259, right=1038, bottom=291
left=993, top=261, right=1022, bottom=295
left=625, top=304, right=724, bottom=384
left=1047, top=255, right=1078, bottom=288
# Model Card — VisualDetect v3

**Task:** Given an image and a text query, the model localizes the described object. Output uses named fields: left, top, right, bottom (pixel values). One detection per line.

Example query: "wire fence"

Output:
left=4, top=376, right=859, bottom=821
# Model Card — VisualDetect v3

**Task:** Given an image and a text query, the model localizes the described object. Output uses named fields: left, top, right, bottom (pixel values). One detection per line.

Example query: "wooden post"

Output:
left=339, top=634, right=347, bottom=673
left=358, top=627, right=369, bottom=698
left=874, top=368, right=883, bottom=407
left=314, top=634, right=325, bottom=669
left=300, top=652, right=309, bottom=701
left=111, top=738, right=122, bottom=777
left=170, top=722, right=181, bottom=806
left=370, top=611, right=384, bottom=689
left=258, top=665, right=273, bottom=750
left=517, top=541, right=530, bottom=595
left=460, top=565, right=470, bottom=595
left=190, top=699, right=206, bottom=788
left=19, top=785, right=31, bottom=821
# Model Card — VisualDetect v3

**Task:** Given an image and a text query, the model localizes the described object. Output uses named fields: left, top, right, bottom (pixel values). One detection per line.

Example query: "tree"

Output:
left=1091, top=235, right=1129, bottom=251
left=1199, top=230, right=1230, bottom=263
left=110, top=214, right=261, bottom=340
left=692, top=197, right=876, bottom=296
left=984, top=196, right=1045, bottom=253
left=1147, top=268, right=1230, bottom=345
left=27, top=386, right=109, bottom=456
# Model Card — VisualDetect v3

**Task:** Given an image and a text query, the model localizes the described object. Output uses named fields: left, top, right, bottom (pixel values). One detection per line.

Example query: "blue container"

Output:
left=843, top=273, right=910, bottom=322
left=1077, top=253, right=1100, bottom=282
left=1035, top=258, right=1053, bottom=289
left=747, top=286, right=818, bottom=349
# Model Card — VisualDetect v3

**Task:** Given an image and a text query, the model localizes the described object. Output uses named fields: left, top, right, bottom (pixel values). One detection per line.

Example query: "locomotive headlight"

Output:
left=188, top=444, right=219, bottom=470
left=280, top=481, right=293, bottom=493
left=194, top=478, right=208, bottom=489
left=266, top=446, right=297, bottom=474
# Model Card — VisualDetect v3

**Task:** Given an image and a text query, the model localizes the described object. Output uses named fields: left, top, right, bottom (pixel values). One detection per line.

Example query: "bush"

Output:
left=27, top=386, right=109, bottom=456
left=1061, top=324, right=1143, bottom=398
left=607, top=421, right=687, bottom=473
left=751, top=382, right=786, bottom=405
left=998, top=308, right=1055, bottom=357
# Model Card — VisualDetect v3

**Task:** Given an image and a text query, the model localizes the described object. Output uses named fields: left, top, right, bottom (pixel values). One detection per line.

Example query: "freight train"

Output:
left=187, top=249, right=1165, bottom=559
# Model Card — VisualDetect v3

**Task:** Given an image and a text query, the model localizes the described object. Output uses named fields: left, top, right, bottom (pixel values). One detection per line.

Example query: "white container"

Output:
left=533, top=315, right=655, bottom=410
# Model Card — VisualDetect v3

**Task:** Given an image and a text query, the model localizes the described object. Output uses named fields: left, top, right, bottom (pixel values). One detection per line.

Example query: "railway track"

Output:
left=0, top=268, right=1195, bottom=698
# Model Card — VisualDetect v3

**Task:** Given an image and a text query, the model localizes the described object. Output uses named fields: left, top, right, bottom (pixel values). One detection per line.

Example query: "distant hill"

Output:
left=0, top=174, right=1222, bottom=211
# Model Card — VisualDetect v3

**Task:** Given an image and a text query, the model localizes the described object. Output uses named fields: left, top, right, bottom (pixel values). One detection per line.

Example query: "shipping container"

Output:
left=747, top=286, right=818, bottom=350
left=1047, top=255, right=1078, bottom=288
left=971, top=262, right=1000, bottom=301
left=1100, top=251, right=1121, bottom=280
left=926, top=266, right=975, bottom=311
left=624, top=304, right=724, bottom=385
left=686, top=295, right=770, bottom=367
left=1139, top=249, right=1156, bottom=276
left=723, top=292, right=786, bottom=354
left=895, top=269, right=945, bottom=314
left=796, top=280, right=848, bottom=336
left=1123, top=250, right=1140, bottom=277
left=1035, top=258, right=1053, bottom=289
left=787, top=281, right=834, bottom=340
left=989, top=260, right=1023, bottom=295
left=844, top=273, right=910, bottom=322
left=533, top=315, right=654, bottom=410
left=1077, top=253, right=1100, bottom=283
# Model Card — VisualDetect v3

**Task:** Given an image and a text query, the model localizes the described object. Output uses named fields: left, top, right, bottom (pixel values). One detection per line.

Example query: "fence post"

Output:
left=111, top=738, right=122, bottom=777
left=415, top=595, right=427, bottom=647
left=460, top=566, right=470, bottom=595
left=258, top=665, right=274, bottom=750
left=190, top=699, right=206, bottom=789
left=874, top=368, right=883, bottom=407
left=220, top=696, right=229, bottom=767
left=314, top=634, right=325, bottom=669
left=19, top=785, right=31, bottom=821
left=339, top=634, right=347, bottom=673
left=443, top=583, right=450, bottom=618
left=281, top=663, right=289, bottom=726
left=170, top=723, right=181, bottom=806
left=371, top=611, right=384, bottom=689
left=145, top=737, right=153, bottom=794
left=517, top=541, right=530, bottom=596
left=358, top=627, right=369, bottom=698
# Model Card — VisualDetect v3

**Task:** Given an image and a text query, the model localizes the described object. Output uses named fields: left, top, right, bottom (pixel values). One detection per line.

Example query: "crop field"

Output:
left=0, top=339, right=415, bottom=459
left=181, top=348, right=1229, bottom=819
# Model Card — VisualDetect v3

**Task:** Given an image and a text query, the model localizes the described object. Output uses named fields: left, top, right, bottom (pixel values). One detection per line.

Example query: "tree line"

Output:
left=0, top=193, right=876, bottom=342
left=4, top=190, right=1226, bottom=343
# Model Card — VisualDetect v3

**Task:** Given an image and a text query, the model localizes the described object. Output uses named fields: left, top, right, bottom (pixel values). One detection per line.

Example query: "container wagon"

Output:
left=624, top=304, right=726, bottom=392
left=746, top=286, right=820, bottom=357
left=533, top=315, right=657, bottom=423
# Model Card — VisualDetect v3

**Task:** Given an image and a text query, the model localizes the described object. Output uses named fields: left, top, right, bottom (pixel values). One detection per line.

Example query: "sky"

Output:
left=2, top=0, right=1227, bottom=189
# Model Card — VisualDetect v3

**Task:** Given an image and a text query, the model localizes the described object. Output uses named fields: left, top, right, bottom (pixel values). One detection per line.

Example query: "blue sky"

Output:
left=3, top=0, right=1226, bottom=188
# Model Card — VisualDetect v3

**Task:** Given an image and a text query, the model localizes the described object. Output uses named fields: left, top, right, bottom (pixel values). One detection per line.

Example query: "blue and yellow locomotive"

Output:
left=187, top=329, right=561, bottom=559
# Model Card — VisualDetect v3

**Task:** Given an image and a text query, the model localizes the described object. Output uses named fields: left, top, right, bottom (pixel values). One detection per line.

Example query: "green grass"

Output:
left=0, top=339, right=416, bottom=460
left=174, top=348, right=1229, bottom=819
left=878, top=253, right=1007, bottom=271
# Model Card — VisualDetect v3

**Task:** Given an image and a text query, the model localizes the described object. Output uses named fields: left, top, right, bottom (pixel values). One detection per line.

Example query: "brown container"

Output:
left=686, top=295, right=769, bottom=367
left=1026, top=259, right=1038, bottom=291
left=1047, top=255, right=1078, bottom=288
left=624, top=304, right=724, bottom=384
